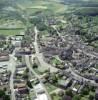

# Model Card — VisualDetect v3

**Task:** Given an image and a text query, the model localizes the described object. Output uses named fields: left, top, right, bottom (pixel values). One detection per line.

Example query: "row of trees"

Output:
left=51, top=85, right=95, bottom=100
left=0, top=89, right=10, bottom=100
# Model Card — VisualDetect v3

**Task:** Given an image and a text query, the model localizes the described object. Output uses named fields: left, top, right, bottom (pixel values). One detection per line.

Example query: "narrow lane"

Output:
left=9, top=51, right=16, bottom=100
left=25, top=55, right=52, bottom=100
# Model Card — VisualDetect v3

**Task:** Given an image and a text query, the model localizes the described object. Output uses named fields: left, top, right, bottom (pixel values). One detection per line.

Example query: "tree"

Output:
left=3, top=95, right=10, bottom=100
left=90, top=86, right=95, bottom=92
left=81, top=87, right=89, bottom=95
left=58, top=90, right=64, bottom=97
left=51, top=93, right=56, bottom=99
left=33, top=63, right=38, bottom=68
left=73, top=95, right=81, bottom=100
left=65, top=89, right=73, bottom=97
left=29, top=17, right=41, bottom=25
left=25, top=68, right=29, bottom=73
left=0, top=90, right=10, bottom=100
left=89, top=94, right=94, bottom=100
left=0, top=90, right=5, bottom=97
left=27, top=81, right=32, bottom=88
left=37, top=23, right=47, bottom=31
left=44, top=72, right=50, bottom=80
left=23, top=74, right=29, bottom=80
left=51, top=74, right=58, bottom=83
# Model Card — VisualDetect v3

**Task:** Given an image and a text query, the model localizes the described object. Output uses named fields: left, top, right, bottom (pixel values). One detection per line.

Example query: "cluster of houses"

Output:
left=39, top=34, right=67, bottom=63
left=11, top=35, right=32, bottom=57
left=33, top=83, right=48, bottom=100
left=0, top=36, right=12, bottom=99
left=0, top=51, right=9, bottom=62
left=7, top=34, right=33, bottom=99
left=37, top=68, right=92, bottom=100
left=10, top=33, right=48, bottom=100
left=0, top=63, right=11, bottom=99
left=0, top=16, right=98, bottom=99
left=15, top=48, right=32, bottom=57
left=13, top=61, right=30, bottom=99
left=32, top=22, right=98, bottom=100
left=38, top=30, right=98, bottom=84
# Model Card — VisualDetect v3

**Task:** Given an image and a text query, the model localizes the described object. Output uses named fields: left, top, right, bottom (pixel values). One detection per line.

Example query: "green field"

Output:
left=0, top=19, right=25, bottom=28
left=17, top=0, right=67, bottom=15
left=45, top=83, right=57, bottom=93
left=0, top=29, right=24, bottom=36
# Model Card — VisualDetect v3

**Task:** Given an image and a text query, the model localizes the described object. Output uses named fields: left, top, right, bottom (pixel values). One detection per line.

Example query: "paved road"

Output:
left=80, top=49, right=98, bottom=59
left=25, top=55, right=52, bottom=100
left=33, top=26, right=58, bottom=72
left=68, top=66, right=98, bottom=86
left=52, top=26, right=65, bottom=42
left=9, top=50, right=16, bottom=100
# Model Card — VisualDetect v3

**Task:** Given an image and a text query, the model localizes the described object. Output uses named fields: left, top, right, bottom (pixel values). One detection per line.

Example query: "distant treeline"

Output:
left=74, top=7, right=98, bottom=16
left=79, top=3, right=98, bottom=7
left=63, top=0, right=98, bottom=7
left=63, top=0, right=84, bottom=4
left=0, top=0, right=16, bottom=9
left=0, top=28, right=24, bottom=30
left=64, top=0, right=98, bottom=16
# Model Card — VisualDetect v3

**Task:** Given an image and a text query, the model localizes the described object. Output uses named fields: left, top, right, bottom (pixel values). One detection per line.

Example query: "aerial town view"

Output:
left=0, top=0, right=98, bottom=100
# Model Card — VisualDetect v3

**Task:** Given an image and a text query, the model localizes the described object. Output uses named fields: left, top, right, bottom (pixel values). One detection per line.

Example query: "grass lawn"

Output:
left=33, top=68, right=43, bottom=75
left=51, top=57, right=61, bottom=65
left=41, top=30, right=49, bottom=36
left=30, top=90, right=36, bottom=99
left=0, top=19, right=25, bottom=28
left=80, top=90, right=95, bottom=100
left=51, top=94, right=62, bottom=100
left=81, top=97, right=88, bottom=100
left=33, top=65, right=48, bottom=75
left=95, top=65, right=98, bottom=69
left=74, top=84, right=81, bottom=89
left=0, top=29, right=24, bottom=36
left=80, top=94, right=89, bottom=100
left=94, top=63, right=98, bottom=69
left=45, top=83, right=57, bottom=93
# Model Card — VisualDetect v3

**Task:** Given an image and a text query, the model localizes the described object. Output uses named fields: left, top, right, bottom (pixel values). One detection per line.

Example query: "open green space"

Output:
left=17, top=0, right=66, bottom=15
left=0, top=29, right=24, bottom=36
left=95, top=64, right=98, bottom=69
left=51, top=94, right=61, bottom=100
left=44, top=83, right=57, bottom=93
left=33, top=66, right=49, bottom=75
left=33, top=68, right=43, bottom=75
left=51, top=57, right=61, bottom=65
left=0, top=19, right=25, bottom=28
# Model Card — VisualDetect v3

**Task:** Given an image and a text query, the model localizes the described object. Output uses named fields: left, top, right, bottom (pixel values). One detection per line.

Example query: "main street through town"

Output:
left=33, top=26, right=58, bottom=73
left=25, top=26, right=53, bottom=100
left=9, top=50, right=16, bottom=100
